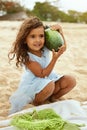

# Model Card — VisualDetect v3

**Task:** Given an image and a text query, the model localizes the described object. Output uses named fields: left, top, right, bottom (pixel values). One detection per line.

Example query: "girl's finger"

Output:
left=52, top=49, right=55, bottom=52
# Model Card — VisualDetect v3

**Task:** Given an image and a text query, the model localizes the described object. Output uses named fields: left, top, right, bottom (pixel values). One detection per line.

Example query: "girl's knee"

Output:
left=68, top=75, right=76, bottom=87
left=60, top=75, right=76, bottom=89
left=46, top=81, right=55, bottom=94
left=64, top=75, right=76, bottom=88
left=34, top=81, right=55, bottom=105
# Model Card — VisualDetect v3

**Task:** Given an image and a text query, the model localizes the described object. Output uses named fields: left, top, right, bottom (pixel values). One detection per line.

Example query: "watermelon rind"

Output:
left=45, top=28, right=64, bottom=51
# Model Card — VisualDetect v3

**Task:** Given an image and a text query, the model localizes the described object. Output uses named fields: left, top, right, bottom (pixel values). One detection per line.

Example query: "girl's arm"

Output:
left=26, top=44, right=65, bottom=78
left=26, top=24, right=66, bottom=78
left=26, top=54, right=57, bottom=78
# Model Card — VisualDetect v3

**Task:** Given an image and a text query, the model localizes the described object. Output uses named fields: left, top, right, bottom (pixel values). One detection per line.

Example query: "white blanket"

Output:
left=0, top=100, right=87, bottom=130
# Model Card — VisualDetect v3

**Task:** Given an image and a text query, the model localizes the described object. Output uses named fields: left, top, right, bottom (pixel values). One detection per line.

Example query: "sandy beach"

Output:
left=0, top=21, right=87, bottom=120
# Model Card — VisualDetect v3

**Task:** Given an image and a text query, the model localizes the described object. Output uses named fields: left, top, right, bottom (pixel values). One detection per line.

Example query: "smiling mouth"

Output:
left=34, top=44, right=41, bottom=47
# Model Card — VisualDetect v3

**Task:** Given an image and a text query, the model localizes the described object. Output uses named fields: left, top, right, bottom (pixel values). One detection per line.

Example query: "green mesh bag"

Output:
left=11, top=108, right=84, bottom=130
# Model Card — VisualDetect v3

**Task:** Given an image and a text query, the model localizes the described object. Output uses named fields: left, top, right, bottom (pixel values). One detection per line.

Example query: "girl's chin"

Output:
left=34, top=47, right=43, bottom=50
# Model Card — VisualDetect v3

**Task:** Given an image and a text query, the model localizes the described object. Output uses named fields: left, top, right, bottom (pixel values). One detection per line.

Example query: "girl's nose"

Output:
left=36, top=37, right=40, bottom=42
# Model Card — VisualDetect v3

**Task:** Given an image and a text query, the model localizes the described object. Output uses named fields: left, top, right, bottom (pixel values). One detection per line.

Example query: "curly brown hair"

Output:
left=8, top=16, right=44, bottom=67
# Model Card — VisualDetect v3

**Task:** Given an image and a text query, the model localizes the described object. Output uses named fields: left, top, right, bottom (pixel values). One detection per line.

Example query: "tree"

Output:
left=0, top=0, right=25, bottom=14
left=68, top=10, right=81, bottom=23
left=32, top=2, right=61, bottom=21
left=80, top=12, right=87, bottom=23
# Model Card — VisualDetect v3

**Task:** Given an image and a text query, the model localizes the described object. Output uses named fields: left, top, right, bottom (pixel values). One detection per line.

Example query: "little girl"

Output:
left=8, top=16, right=76, bottom=114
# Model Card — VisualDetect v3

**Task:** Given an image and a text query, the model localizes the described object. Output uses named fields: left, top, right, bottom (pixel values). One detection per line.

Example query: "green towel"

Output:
left=11, top=108, right=84, bottom=130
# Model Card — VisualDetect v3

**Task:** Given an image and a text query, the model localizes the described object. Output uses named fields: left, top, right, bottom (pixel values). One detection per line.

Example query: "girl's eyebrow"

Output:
left=29, top=33, right=44, bottom=35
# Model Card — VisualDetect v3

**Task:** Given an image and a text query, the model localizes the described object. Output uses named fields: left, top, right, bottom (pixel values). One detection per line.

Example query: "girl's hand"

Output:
left=50, top=24, right=63, bottom=34
left=58, top=44, right=66, bottom=53
left=52, top=44, right=66, bottom=60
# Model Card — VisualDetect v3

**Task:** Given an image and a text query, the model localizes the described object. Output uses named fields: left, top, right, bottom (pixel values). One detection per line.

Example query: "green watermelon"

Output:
left=45, top=28, right=64, bottom=52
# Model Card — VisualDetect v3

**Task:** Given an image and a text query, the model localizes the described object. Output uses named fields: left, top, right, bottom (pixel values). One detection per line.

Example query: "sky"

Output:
left=20, top=0, right=87, bottom=12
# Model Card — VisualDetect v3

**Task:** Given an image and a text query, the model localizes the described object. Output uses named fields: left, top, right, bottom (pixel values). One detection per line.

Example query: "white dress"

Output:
left=9, top=47, right=62, bottom=114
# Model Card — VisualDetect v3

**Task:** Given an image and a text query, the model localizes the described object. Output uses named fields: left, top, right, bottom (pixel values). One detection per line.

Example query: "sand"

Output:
left=0, top=21, right=87, bottom=120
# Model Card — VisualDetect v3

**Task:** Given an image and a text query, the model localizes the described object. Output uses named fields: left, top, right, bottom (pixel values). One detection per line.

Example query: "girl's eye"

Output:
left=40, top=34, right=44, bottom=38
left=30, top=35, right=35, bottom=38
left=29, top=34, right=44, bottom=38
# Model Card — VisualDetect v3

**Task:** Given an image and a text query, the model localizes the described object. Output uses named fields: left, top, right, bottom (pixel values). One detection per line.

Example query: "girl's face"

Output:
left=26, top=26, right=45, bottom=52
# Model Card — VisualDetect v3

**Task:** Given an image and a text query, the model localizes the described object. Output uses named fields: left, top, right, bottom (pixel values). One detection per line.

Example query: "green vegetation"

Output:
left=0, top=0, right=25, bottom=14
left=0, top=0, right=87, bottom=23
